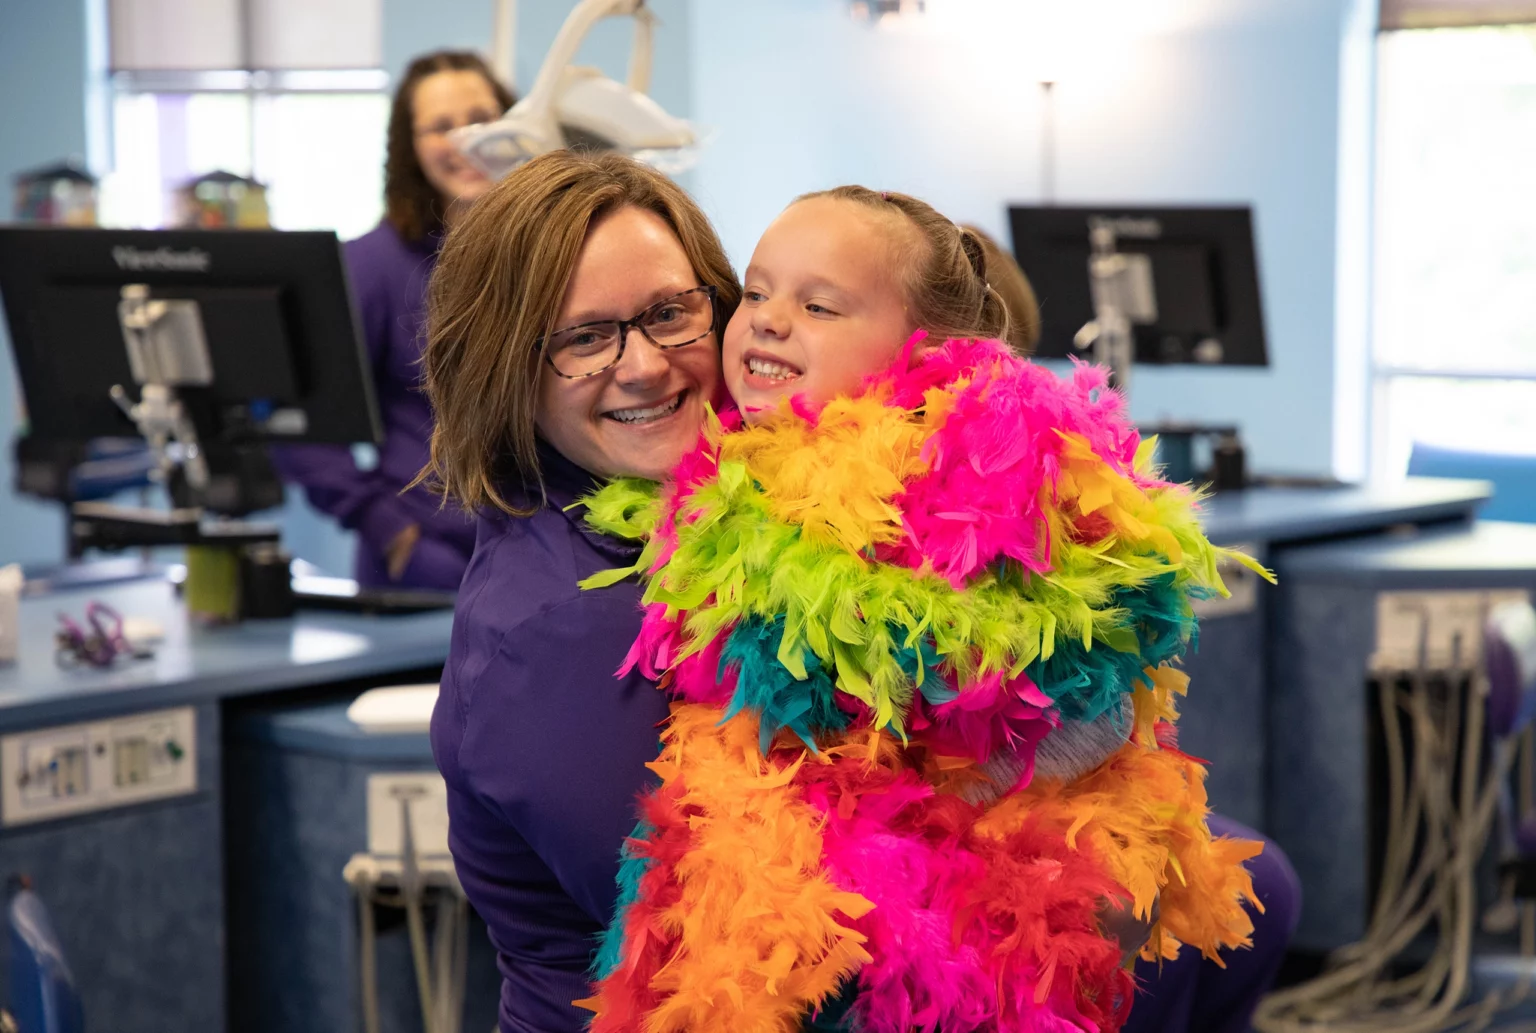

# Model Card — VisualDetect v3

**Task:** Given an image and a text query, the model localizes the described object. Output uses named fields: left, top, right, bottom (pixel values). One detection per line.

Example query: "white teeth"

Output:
left=747, top=357, right=801, bottom=381
left=608, top=394, right=683, bottom=424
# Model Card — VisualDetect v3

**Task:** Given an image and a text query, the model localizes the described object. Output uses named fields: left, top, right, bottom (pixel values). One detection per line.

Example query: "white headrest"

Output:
left=347, top=684, right=440, bottom=735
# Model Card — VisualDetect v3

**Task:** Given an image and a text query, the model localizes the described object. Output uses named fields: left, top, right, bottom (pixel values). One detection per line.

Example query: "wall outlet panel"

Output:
left=366, top=771, right=450, bottom=859
left=1374, top=589, right=1533, bottom=671
left=0, top=706, right=197, bottom=827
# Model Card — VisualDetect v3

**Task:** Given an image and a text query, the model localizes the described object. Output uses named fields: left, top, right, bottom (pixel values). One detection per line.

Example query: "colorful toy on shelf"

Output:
left=174, top=170, right=270, bottom=230
left=12, top=162, right=97, bottom=226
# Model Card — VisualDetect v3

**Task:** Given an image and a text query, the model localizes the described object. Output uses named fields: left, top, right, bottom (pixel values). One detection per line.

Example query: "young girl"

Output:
left=576, top=187, right=1268, bottom=1033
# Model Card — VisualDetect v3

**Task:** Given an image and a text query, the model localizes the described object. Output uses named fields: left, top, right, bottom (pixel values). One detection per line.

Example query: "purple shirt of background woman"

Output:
left=269, top=221, right=475, bottom=590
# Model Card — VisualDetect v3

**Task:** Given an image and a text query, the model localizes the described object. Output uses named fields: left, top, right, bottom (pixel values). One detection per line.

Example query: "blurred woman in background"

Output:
left=272, top=50, right=514, bottom=589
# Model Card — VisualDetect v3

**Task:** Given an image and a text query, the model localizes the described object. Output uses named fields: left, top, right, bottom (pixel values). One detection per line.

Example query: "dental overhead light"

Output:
left=453, top=0, right=703, bottom=180
left=849, top=0, right=926, bottom=20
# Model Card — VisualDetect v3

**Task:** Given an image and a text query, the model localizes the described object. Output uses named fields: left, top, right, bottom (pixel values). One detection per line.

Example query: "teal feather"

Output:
left=721, top=617, right=851, bottom=753
left=801, top=978, right=862, bottom=1031
left=1028, top=571, right=1198, bottom=721
left=895, top=635, right=954, bottom=706
left=591, top=817, right=655, bottom=981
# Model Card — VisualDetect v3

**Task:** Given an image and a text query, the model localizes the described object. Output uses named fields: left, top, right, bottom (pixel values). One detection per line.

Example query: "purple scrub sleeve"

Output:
left=269, top=221, right=474, bottom=589
left=1123, top=814, right=1302, bottom=1033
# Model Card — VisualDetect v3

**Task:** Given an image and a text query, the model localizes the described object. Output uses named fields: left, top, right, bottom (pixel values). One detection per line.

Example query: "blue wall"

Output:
left=0, top=1, right=88, bottom=565
left=687, top=0, right=1356, bottom=477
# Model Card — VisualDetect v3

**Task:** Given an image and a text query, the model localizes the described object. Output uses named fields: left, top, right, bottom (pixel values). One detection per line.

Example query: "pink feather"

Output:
left=910, top=671, right=1059, bottom=767
left=872, top=336, right=1171, bottom=587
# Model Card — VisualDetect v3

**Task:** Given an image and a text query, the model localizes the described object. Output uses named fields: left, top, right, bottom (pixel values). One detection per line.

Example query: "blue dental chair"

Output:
left=1407, top=444, right=1536, bottom=524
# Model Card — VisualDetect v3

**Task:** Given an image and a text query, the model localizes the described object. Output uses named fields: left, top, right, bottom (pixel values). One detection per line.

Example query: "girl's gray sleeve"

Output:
left=959, top=695, right=1134, bottom=806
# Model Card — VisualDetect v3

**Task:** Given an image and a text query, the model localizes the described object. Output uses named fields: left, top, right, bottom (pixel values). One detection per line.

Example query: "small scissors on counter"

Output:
left=55, top=601, right=155, bottom=669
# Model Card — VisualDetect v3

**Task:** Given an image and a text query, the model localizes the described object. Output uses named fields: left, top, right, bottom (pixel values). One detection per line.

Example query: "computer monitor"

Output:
left=1007, top=205, right=1268, bottom=367
left=0, top=227, right=381, bottom=446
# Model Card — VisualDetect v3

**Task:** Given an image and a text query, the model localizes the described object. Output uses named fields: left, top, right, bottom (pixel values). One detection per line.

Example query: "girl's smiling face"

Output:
left=723, top=197, right=918, bottom=422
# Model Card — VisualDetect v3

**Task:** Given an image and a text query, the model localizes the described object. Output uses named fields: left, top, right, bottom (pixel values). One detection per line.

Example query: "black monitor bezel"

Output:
left=1007, top=204, right=1268, bottom=367
left=0, top=227, right=383, bottom=446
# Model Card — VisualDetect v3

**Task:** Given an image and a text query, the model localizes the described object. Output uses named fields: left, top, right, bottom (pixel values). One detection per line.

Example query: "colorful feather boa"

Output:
left=576, top=335, right=1271, bottom=1032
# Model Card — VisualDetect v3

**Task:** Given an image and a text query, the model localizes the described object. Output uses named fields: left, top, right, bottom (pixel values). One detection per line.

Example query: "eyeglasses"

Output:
left=413, top=113, right=498, bottom=140
left=541, top=285, right=718, bottom=379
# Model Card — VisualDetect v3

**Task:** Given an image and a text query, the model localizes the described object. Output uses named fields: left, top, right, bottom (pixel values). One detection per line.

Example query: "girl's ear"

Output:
left=906, top=332, right=941, bottom=368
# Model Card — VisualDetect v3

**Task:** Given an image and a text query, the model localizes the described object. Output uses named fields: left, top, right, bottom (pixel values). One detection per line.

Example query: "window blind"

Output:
left=109, top=0, right=380, bottom=71
left=1381, top=0, right=1536, bottom=29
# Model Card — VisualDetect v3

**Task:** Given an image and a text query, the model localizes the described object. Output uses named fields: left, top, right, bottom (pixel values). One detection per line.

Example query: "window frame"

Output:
left=1367, top=23, right=1536, bottom=474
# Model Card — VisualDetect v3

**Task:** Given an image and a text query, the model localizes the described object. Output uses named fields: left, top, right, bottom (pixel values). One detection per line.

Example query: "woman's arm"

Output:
left=267, top=231, right=421, bottom=551
left=447, top=593, right=672, bottom=925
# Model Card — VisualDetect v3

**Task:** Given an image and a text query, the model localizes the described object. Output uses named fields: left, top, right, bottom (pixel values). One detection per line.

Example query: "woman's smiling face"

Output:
left=534, top=205, right=722, bottom=481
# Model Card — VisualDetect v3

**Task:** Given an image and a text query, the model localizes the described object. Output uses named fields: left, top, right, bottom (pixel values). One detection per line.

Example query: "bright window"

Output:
left=1371, top=25, right=1536, bottom=473
left=100, top=86, right=389, bottom=240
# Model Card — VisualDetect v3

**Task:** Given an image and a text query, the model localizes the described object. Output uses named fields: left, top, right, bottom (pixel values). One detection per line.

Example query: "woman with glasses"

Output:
left=271, top=51, right=514, bottom=590
left=419, top=150, right=741, bottom=1033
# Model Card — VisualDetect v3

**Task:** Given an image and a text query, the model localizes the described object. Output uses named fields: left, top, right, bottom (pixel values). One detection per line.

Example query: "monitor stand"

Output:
left=69, top=502, right=280, bottom=552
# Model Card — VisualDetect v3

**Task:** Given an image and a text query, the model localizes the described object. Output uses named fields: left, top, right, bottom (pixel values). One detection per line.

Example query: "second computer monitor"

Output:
left=1008, top=205, right=1268, bottom=367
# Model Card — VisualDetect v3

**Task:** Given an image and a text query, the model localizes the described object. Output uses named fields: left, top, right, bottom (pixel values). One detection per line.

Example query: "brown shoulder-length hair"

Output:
left=418, top=151, right=742, bottom=516
left=385, top=51, right=515, bottom=244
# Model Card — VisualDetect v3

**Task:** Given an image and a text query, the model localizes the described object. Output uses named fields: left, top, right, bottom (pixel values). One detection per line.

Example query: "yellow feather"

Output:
left=975, top=739, right=1261, bottom=957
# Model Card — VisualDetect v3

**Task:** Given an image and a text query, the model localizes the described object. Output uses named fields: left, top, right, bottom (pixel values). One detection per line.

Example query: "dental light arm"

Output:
left=451, top=0, right=702, bottom=181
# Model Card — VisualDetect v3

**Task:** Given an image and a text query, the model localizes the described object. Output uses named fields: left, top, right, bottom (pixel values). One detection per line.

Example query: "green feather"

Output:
left=580, top=458, right=1244, bottom=741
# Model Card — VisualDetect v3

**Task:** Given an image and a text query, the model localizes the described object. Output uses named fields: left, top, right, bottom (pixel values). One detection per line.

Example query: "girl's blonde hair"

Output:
left=796, top=185, right=1011, bottom=345
left=418, top=151, right=742, bottom=516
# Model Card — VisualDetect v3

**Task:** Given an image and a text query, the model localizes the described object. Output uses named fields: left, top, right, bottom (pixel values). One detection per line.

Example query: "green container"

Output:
left=185, top=545, right=241, bottom=623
